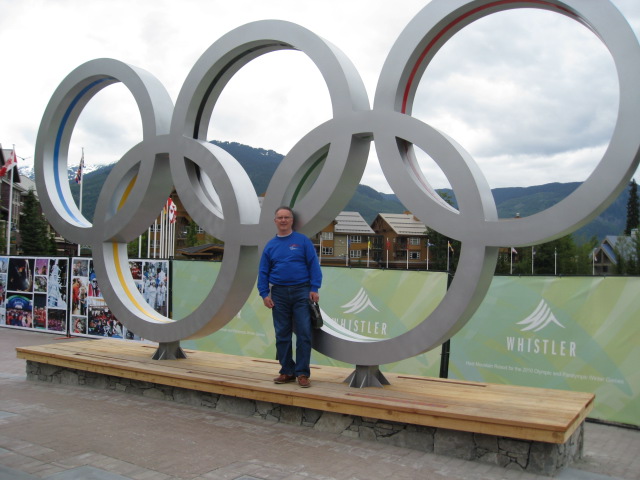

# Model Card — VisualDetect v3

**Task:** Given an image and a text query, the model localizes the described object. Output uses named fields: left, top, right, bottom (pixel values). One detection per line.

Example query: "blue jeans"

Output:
left=270, top=284, right=312, bottom=378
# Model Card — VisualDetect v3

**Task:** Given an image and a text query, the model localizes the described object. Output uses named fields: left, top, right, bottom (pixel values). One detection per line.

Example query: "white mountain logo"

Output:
left=341, top=288, right=379, bottom=314
left=516, top=300, right=565, bottom=332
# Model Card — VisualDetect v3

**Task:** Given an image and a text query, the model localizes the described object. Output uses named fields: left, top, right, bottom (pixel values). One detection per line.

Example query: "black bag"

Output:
left=309, top=300, right=324, bottom=329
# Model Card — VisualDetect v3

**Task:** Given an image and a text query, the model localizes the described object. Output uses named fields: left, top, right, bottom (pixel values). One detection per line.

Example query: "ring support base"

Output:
left=152, top=341, right=187, bottom=360
left=344, top=365, right=390, bottom=388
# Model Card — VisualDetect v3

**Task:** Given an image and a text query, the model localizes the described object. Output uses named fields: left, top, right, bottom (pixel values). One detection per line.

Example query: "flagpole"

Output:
left=147, top=226, right=151, bottom=258
left=77, top=148, right=84, bottom=256
left=447, top=241, right=450, bottom=272
left=161, top=205, right=166, bottom=258
left=426, top=238, right=429, bottom=271
left=166, top=201, right=170, bottom=257
left=153, top=220, right=158, bottom=258
left=510, top=248, right=513, bottom=275
left=345, top=236, right=349, bottom=266
left=171, top=219, right=176, bottom=257
left=386, top=237, right=389, bottom=269
left=5, top=146, right=16, bottom=255
left=367, top=237, right=370, bottom=268
left=319, top=237, right=323, bottom=265
left=532, top=246, right=535, bottom=275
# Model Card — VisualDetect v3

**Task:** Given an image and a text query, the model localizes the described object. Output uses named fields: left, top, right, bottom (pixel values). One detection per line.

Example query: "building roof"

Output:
left=177, top=243, right=225, bottom=259
left=334, top=211, right=374, bottom=235
left=17, top=175, right=35, bottom=192
left=377, top=213, right=427, bottom=236
left=597, top=230, right=639, bottom=264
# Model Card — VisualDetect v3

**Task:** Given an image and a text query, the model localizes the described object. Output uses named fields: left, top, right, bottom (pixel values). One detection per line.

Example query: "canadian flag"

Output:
left=167, top=198, right=177, bottom=224
left=0, top=148, right=17, bottom=177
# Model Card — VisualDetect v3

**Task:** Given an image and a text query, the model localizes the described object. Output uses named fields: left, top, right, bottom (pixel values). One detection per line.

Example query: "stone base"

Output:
left=26, top=360, right=584, bottom=475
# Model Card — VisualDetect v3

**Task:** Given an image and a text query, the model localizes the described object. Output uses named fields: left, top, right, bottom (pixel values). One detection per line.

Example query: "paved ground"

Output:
left=0, top=328, right=638, bottom=480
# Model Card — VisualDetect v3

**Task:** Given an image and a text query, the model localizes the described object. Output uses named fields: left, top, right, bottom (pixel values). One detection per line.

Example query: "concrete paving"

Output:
left=0, top=328, right=638, bottom=480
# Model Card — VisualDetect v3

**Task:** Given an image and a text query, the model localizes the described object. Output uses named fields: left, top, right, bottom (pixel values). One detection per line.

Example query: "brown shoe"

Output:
left=274, top=374, right=295, bottom=384
left=297, top=375, right=311, bottom=388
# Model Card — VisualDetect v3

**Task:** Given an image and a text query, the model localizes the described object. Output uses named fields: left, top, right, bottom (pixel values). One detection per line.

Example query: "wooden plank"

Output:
left=16, top=339, right=593, bottom=444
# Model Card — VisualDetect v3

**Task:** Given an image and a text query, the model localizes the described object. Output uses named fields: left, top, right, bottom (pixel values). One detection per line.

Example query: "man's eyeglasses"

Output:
left=275, top=216, right=292, bottom=220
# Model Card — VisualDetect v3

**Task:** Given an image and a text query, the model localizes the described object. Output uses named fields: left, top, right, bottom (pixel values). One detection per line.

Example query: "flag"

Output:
left=367, top=239, right=371, bottom=249
left=167, top=198, right=177, bottom=224
left=0, top=148, right=17, bottom=177
left=74, top=152, right=84, bottom=184
left=386, top=238, right=391, bottom=250
left=511, top=247, right=517, bottom=254
left=448, top=241, right=454, bottom=253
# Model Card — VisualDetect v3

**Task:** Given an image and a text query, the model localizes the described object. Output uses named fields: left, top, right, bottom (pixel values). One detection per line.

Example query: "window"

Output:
left=409, top=252, right=420, bottom=260
left=350, top=250, right=362, bottom=258
left=349, top=235, right=362, bottom=243
left=321, top=247, right=333, bottom=255
left=409, top=237, right=421, bottom=246
left=321, top=231, right=333, bottom=241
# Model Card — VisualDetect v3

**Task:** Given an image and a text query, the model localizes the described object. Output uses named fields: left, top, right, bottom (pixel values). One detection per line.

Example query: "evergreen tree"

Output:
left=19, top=189, right=51, bottom=255
left=625, top=179, right=639, bottom=235
left=185, top=221, right=199, bottom=247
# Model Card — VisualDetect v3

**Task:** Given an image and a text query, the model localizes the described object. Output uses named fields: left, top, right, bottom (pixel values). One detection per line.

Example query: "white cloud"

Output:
left=1, top=0, right=639, bottom=194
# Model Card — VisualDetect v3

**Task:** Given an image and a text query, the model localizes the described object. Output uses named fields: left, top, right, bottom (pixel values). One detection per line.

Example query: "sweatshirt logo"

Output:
left=289, top=243, right=301, bottom=251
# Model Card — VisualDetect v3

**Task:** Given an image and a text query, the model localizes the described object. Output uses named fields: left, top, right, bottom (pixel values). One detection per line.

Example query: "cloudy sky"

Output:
left=1, top=0, right=639, bottom=194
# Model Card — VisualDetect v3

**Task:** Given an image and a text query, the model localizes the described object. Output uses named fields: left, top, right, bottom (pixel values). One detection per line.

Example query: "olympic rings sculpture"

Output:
left=35, top=0, right=640, bottom=366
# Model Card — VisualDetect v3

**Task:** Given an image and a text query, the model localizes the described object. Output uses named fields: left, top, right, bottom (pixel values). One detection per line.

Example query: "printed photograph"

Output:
left=88, top=299, right=123, bottom=338
left=0, top=273, right=6, bottom=306
left=6, top=294, right=33, bottom=328
left=35, top=258, right=49, bottom=276
left=71, top=277, right=88, bottom=316
left=72, top=315, right=86, bottom=334
left=72, top=258, right=89, bottom=277
left=47, top=308, right=66, bottom=332
left=88, top=261, right=101, bottom=298
left=7, top=258, right=34, bottom=293
left=33, top=294, right=47, bottom=329
left=129, top=261, right=142, bottom=280
left=34, top=275, right=47, bottom=293
left=47, top=259, right=68, bottom=308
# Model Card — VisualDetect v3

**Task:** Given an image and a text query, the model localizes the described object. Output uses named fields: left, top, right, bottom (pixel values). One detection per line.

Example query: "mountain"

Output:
left=19, top=161, right=103, bottom=183
left=25, top=141, right=631, bottom=243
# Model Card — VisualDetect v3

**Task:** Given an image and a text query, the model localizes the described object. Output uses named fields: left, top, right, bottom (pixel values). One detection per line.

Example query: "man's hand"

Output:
left=309, top=291, right=319, bottom=303
left=263, top=296, right=274, bottom=309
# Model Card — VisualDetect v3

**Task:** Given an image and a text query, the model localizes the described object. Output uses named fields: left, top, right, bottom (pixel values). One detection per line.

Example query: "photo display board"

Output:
left=0, top=256, right=69, bottom=333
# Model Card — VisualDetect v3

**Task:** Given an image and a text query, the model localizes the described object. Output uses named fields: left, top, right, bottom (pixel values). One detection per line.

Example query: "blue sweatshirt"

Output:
left=258, top=231, right=322, bottom=298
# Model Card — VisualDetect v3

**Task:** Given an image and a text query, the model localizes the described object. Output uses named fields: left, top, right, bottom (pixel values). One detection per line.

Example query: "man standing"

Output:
left=258, top=206, right=322, bottom=388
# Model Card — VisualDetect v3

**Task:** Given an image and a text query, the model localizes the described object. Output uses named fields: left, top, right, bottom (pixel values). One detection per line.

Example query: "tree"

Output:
left=424, top=192, right=460, bottom=272
left=185, top=221, right=199, bottom=247
left=19, top=189, right=51, bottom=255
left=625, top=179, right=639, bottom=235
left=127, top=231, right=148, bottom=257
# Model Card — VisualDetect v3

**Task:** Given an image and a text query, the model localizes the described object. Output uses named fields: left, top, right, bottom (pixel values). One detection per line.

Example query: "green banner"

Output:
left=171, top=262, right=639, bottom=426
left=449, top=276, right=640, bottom=426
left=172, top=261, right=446, bottom=377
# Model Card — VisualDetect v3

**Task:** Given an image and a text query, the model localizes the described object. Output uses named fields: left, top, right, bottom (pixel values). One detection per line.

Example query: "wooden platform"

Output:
left=16, top=339, right=593, bottom=444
